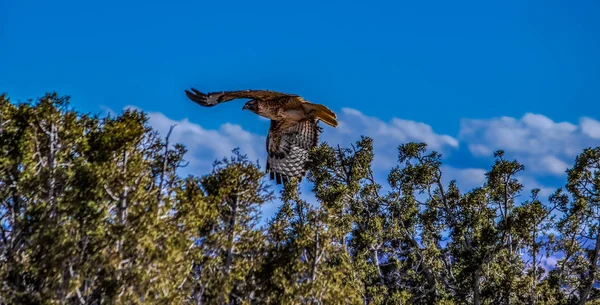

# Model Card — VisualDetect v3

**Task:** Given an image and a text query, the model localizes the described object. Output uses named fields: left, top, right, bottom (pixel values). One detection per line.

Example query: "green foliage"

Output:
left=551, top=147, right=600, bottom=305
left=1, top=92, right=600, bottom=305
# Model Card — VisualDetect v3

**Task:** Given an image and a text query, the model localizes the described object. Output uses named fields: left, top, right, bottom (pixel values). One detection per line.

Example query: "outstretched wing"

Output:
left=266, top=119, right=322, bottom=185
left=184, top=88, right=296, bottom=107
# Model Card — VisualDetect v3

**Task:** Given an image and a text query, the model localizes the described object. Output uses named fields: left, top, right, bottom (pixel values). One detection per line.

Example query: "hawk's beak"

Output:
left=242, top=102, right=254, bottom=111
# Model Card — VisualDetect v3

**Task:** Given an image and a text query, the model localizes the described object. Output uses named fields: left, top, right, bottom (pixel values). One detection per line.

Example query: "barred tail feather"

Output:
left=307, top=103, right=338, bottom=127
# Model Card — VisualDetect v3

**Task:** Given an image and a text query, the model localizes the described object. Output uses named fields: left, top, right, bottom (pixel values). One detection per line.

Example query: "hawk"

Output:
left=184, top=88, right=338, bottom=185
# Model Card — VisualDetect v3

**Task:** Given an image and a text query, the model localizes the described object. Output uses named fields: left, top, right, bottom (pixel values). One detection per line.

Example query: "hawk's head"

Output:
left=242, top=100, right=258, bottom=114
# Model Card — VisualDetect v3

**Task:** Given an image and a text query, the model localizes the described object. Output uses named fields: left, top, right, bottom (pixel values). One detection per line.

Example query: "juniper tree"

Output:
left=512, top=189, right=561, bottom=305
left=2, top=91, right=597, bottom=305
left=260, top=181, right=344, bottom=304
left=257, top=140, right=375, bottom=305
left=0, top=93, right=197, bottom=304
left=183, top=149, right=273, bottom=305
left=553, top=146, right=600, bottom=305
left=383, top=142, right=454, bottom=304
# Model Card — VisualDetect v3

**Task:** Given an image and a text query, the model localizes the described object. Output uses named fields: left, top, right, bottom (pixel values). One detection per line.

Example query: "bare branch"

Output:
left=103, top=185, right=119, bottom=201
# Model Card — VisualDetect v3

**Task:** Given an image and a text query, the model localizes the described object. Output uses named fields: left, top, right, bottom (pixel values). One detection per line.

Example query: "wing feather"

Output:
left=184, top=88, right=297, bottom=107
left=265, top=119, right=322, bottom=185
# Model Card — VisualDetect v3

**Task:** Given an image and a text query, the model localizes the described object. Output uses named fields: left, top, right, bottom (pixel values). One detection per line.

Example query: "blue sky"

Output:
left=2, top=0, right=600, bottom=216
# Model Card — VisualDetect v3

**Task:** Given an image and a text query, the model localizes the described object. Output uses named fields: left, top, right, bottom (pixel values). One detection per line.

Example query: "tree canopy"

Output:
left=1, top=92, right=600, bottom=304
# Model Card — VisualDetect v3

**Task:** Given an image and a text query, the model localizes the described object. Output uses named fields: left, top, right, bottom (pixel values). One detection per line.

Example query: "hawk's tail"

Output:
left=306, top=103, right=338, bottom=128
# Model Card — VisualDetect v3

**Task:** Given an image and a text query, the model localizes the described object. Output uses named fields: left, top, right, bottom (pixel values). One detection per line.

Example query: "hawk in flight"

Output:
left=184, top=88, right=338, bottom=185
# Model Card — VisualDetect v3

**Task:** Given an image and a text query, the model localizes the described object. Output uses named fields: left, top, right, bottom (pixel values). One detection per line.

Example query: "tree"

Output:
left=259, top=144, right=365, bottom=304
left=513, top=188, right=561, bottom=305
left=0, top=93, right=208, bottom=304
left=182, top=149, right=273, bottom=305
left=553, top=147, right=600, bottom=304
left=3, top=91, right=600, bottom=305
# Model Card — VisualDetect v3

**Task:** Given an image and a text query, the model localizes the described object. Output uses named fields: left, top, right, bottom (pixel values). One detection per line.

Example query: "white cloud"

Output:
left=131, top=107, right=267, bottom=175
left=581, top=117, right=600, bottom=139
left=441, top=166, right=487, bottom=191
left=323, top=108, right=459, bottom=169
left=338, top=108, right=459, bottom=150
left=460, top=113, right=600, bottom=176
left=122, top=104, right=598, bottom=207
left=540, top=156, right=569, bottom=175
left=439, top=166, right=556, bottom=199
left=107, top=103, right=600, bottom=228
left=468, top=144, right=492, bottom=157
left=460, top=113, right=579, bottom=157
left=128, top=105, right=459, bottom=177
left=114, top=104, right=464, bottom=217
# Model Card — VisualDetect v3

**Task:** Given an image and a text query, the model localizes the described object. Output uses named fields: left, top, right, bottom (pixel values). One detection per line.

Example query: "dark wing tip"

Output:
left=269, top=171, right=292, bottom=185
left=185, top=88, right=217, bottom=107
left=267, top=170, right=299, bottom=186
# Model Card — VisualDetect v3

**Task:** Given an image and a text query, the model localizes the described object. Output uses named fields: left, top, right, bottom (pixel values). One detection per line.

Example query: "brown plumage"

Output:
left=184, top=88, right=338, bottom=185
